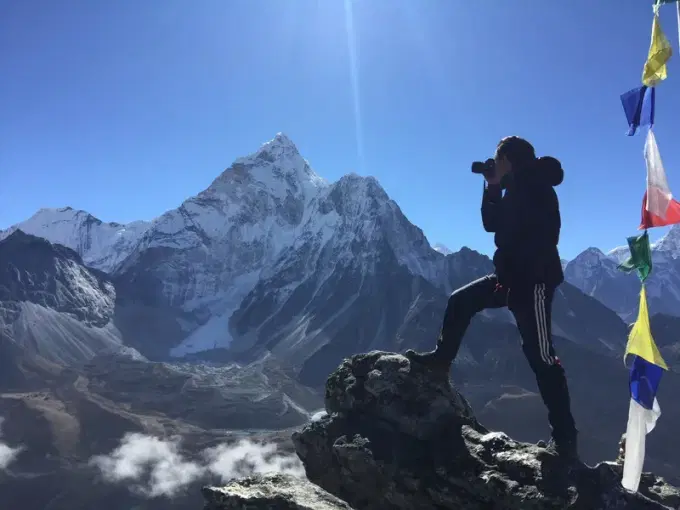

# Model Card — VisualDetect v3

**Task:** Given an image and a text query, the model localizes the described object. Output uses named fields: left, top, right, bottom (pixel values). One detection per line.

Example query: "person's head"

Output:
left=493, top=135, right=564, bottom=187
left=493, top=136, right=536, bottom=177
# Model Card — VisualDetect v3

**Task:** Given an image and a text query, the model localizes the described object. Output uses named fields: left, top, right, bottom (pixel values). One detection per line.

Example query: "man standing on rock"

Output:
left=407, top=136, right=579, bottom=461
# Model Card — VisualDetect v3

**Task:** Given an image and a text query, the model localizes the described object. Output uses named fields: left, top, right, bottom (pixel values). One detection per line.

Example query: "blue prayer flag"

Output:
left=629, top=354, right=663, bottom=410
left=620, top=86, right=655, bottom=136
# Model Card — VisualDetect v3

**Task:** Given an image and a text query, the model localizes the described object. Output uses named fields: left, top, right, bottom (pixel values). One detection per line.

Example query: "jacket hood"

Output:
left=505, top=156, right=564, bottom=188
left=533, top=156, right=564, bottom=187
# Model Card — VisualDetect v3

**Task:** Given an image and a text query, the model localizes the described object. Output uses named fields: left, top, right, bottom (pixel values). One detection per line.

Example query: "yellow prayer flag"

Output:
left=624, top=286, right=668, bottom=370
left=642, top=12, right=673, bottom=87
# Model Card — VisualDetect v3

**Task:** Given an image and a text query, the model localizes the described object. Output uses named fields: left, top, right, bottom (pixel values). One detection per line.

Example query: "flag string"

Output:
left=617, top=1, right=675, bottom=493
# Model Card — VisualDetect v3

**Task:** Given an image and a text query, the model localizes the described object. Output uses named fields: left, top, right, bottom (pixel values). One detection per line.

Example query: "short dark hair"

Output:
left=495, top=136, right=536, bottom=168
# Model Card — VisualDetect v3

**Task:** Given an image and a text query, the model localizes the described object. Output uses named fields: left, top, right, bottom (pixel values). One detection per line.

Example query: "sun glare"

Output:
left=343, top=0, right=365, bottom=173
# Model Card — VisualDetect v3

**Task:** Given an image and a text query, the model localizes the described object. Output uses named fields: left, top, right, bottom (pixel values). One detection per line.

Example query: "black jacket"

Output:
left=481, top=156, right=565, bottom=289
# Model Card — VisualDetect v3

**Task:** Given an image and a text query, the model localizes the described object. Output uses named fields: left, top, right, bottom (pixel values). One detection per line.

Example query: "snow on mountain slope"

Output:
left=433, top=243, right=453, bottom=255
left=132, top=133, right=327, bottom=256
left=606, top=245, right=630, bottom=265
left=166, top=153, right=467, bottom=361
left=220, top=167, right=623, bottom=381
left=0, top=230, right=141, bottom=366
left=564, top=247, right=620, bottom=292
left=151, top=138, right=447, bottom=357
left=608, top=225, right=680, bottom=262
left=227, top=206, right=469, bottom=382
left=0, top=207, right=150, bottom=273
left=114, top=133, right=333, bottom=355
left=564, top=247, right=651, bottom=320
left=652, top=224, right=680, bottom=257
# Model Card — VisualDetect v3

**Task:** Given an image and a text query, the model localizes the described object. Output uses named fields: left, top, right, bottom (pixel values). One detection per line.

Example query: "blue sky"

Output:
left=2, top=0, right=680, bottom=260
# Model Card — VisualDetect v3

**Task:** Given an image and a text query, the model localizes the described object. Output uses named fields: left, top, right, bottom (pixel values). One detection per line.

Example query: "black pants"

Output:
left=437, top=274, right=577, bottom=442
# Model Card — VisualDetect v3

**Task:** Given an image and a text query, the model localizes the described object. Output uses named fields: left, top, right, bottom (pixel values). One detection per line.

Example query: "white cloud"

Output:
left=90, top=433, right=304, bottom=498
left=203, top=439, right=304, bottom=482
left=0, top=417, right=22, bottom=470
left=90, top=433, right=203, bottom=498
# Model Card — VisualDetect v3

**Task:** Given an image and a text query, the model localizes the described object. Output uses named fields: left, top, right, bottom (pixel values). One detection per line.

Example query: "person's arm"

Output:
left=481, top=182, right=502, bottom=232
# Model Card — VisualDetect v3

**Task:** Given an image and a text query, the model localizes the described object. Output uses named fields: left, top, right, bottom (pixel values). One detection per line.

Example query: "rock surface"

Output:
left=286, top=351, right=680, bottom=510
left=202, top=474, right=354, bottom=510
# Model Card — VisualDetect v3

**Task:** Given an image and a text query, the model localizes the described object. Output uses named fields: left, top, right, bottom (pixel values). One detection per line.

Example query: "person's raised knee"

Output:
left=447, top=291, right=462, bottom=312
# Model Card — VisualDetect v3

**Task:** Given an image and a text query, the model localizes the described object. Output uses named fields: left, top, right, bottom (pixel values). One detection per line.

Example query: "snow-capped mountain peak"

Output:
left=135, top=134, right=332, bottom=256
left=115, top=134, right=349, bottom=357
left=563, top=247, right=621, bottom=296
left=234, top=132, right=300, bottom=166
left=579, top=247, right=610, bottom=262
left=0, top=207, right=151, bottom=273
left=565, top=247, right=618, bottom=274
left=433, top=243, right=453, bottom=255
left=248, top=132, right=299, bottom=159
left=207, top=133, right=327, bottom=202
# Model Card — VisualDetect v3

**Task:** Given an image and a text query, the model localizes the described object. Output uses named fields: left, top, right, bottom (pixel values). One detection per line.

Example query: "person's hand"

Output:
left=484, top=170, right=502, bottom=186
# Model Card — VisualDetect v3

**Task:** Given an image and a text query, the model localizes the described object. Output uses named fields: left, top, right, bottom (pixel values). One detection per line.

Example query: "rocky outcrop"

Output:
left=202, top=350, right=680, bottom=509
left=202, top=474, right=354, bottom=510
left=290, top=351, right=678, bottom=510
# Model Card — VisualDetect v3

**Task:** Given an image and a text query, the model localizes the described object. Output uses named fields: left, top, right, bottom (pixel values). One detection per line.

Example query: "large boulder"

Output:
left=290, top=351, right=680, bottom=510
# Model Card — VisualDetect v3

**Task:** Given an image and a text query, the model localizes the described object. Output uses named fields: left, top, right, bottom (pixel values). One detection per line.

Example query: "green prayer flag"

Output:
left=618, top=230, right=653, bottom=282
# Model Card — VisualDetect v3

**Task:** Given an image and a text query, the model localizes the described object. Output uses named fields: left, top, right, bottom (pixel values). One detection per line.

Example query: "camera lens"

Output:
left=471, top=161, right=486, bottom=174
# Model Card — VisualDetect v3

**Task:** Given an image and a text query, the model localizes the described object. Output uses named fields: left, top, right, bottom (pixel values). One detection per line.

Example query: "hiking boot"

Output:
left=404, top=348, right=452, bottom=373
left=542, top=436, right=579, bottom=462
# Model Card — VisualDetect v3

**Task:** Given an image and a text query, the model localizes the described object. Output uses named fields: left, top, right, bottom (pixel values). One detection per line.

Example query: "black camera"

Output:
left=471, top=158, right=495, bottom=175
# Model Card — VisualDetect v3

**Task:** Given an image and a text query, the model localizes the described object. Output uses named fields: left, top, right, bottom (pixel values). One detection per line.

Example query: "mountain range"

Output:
left=564, top=232, right=680, bottom=321
left=2, top=133, right=680, bottom=508
left=2, top=133, right=661, bottom=365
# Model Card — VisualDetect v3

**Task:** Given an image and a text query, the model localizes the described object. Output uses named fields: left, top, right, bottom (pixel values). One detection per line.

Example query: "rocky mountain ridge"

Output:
left=0, top=229, right=134, bottom=369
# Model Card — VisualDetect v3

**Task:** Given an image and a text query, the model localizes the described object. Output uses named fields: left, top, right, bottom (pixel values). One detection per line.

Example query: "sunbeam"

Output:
left=343, top=0, right=364, bottom=172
